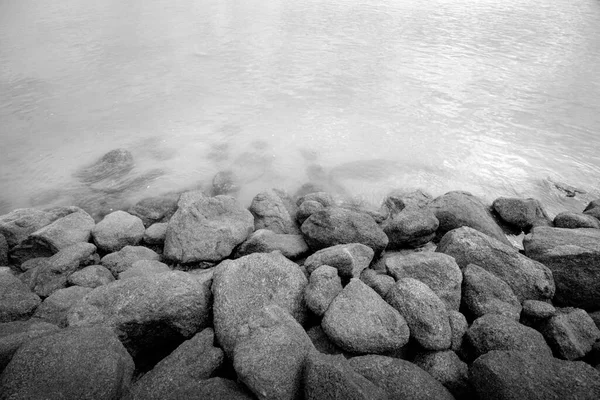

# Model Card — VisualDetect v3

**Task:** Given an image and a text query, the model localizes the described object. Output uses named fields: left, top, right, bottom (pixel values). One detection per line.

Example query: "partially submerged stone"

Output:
left=128, top=195, right=178, bottom=227
left=249, top=189, right=300, bottom=234
left=554, top=211, right=600, bottom=229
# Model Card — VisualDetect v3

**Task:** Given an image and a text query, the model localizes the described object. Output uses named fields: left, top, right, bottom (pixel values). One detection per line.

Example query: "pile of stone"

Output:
left=1, top=186, right=600, bottom=400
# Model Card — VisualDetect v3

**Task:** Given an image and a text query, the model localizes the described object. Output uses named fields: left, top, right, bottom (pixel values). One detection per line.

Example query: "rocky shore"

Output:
left=2, top=164, right=600, bottom=399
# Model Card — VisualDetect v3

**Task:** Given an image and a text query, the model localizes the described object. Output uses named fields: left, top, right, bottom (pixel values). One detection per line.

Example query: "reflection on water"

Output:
left=1, top=0, right=600, bottom=217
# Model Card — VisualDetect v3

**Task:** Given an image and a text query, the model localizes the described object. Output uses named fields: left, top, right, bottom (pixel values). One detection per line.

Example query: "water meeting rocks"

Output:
left=74, top=148, right=135, bottom=184
left=553, top=211, right=600, bottom=229
left=249, top=189, right=300, bottom=234
left=492, top=197, right=552, bottom=232
left=127, top=194, right=179, bottom=227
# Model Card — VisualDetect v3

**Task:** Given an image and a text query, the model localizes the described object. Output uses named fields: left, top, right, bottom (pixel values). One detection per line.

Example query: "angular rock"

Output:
left=128, top=194, right=179, bottom=227
left=554, top=211, right=600, bottom=229
left=0, top=208, right=68, bottom=248
left=523, top=226, right=600, bottom=309
left=0, top=326, right=134, bottom=400
left=0, top=320, right=59, bottom=371
left=68, top=264, right=115, bottom=288
left=382, top=208, right=439, bottom=248
left=304, top=243, right=374, bottom=279
left=143, top=222, right=167, bottom=245
left=538, top=307, right=600, bottom=360
left=583, top=199, right=600, bottom=220
left=360, top=269, right=395, bottom=298
left=250, top=189, right=300, bottom=234
left=0, top=274, right=41, bottom=322
left=412, top=350, right=471, bottom=399
left=27, top=209, right=95, bottom=253
left=449, top=310, right=468, bottom=353
left=492, top=197, right=552, bottom=232
left=101, top=245, right=161, bottom=277
left=212, top=252, right=308, bottom=357
left=233, top=229, right=309, bottom=259
left=386, top=252, right=462, bottom=311
left=304, top=265, right=343, bottom=316
left=92, top=211, right=145, bottom=252
left=462, top=263, right=522, bottom=320
left=33, top=286, right=92, bottom=327
left=322, top=279, right=409, bottom=354
left=437, top=226, right=555, bottom=302
left=386, top=278, right=451, bottom=350
left=164, top=194, right=254, bottom=263
left=118, top=260, right=170, bottom=280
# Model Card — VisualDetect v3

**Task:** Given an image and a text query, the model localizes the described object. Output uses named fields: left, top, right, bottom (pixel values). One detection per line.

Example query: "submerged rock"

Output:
left=74, top=149, right=135, bottom=184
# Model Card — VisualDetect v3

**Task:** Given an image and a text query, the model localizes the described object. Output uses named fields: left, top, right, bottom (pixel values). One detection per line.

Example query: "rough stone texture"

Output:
left=0, top=273, right=41, bottom=322
left=383, top=189, right=433, bottom=214
left=386, top=278, right=451, bottom=350
left=463, top=314, right=552, bottom=362
left=386, top=252, right=462, bottom=311
left=437, top=226, right=555, bottom=302
left=554, top=211, right=600, bottom=229
left=492, top=197, right=552, bottom=232
left=322, top=279, right=409, bottom=354
left=300, top=207, right=389, bottom=254
left=32, top=286, right=93, bottom=327
left=249, top=189, right=300, bottom=235
left=147, top=378, right=254, bottom=400
left=470, top=350, right=600, bottom=400
left=101, top=245, right=161, bottom=277
left=67, top=271, right=212, bottom=363
left=303, top=352, right=388, bottom=400
left=0, top=207, right=69, bottom=248
left=234, top=305, right=313, bottom=400
left=118, top=260, right=170, bottom=280
left=0, top=320, right=60, bottom=371
left=233, top=229, right=309, bottom=259
left=462, top=263, right=522, bottom=320
left=429, top=191, right=511, bottom=245
left=0, top=234, right=7, bottom=266
left=27, top=209, right=95, bottom=253
left=127, top=195, right=179, bottom=227
left=143, top=222, right=167, bottom=245
left=523, top=226, right=600, bottom=310
left=538, top=307, right=600, bottom=360
left=520, top=300, right=556, bottom=327
left=348, top=354, right=455, bottom=400
left=164, top=194, right=254, bottom=263
left=92, top=210, right=145, bottom=253
left=413, top=350, right=471, bottom=399
left=127, top=328, right=224, bottom=400
left=304, top=265, right=343, bottom=316
left=382, top=208, right=439, bottom=248
left=296, top=192, right=335, bottom=208
left=304, top=243, right=374, bottom=278
left=296, top=200, right=326, bottom=225
left=306, top=325, right=345, bottom=356
left=68, top=264, right=115, bottom=288
left=448, top=310, right=468, bottom=353
left=360, top=269, right=395, bottom=298
left=0, top=326, right=134, bottom=400
left=212, top=252, right=308, bottom=357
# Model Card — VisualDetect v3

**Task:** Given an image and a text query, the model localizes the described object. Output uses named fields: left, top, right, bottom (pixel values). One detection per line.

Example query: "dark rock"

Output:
left=523, top=226, right=600, bottom=310
left=554, top=211, right=600, bottom=229
left=233, top=229, right=309, bottom=259
left=583, top=199, right=600, bottom=220
left=250, top=189, right=300, bottom=234
left=520, top=300, right=556, bottom=327
left=143, top=222, right=167, bottom=245
left=304, top=265, right=343, bottom=316
left=0, top=274, right=41, bottom=322
left=304, top=243, right=374, bottom=278
left=0, top=320, right=59, bottom=371
left=449, top=310, right=468, bottom=353
left=118, top=260, right=170, bottom=280
left=492, top=197, right=552, bottom=232
left=437, top=226, right=555, bottom=302
left=127, top=194, right=179, bottom=227
left=147, top=378, right=254, bottom=400
left=538, top=307, right=600, bottom=360
left=306, top=325, right=345, bottom=356
left=413, top=350, right=471, bottom=399
left=0, top=234, right=7, bottom=266
left=360, top=269, right=395, bottom=298
left=27, top=209, right=95, bottom=253
left=92, top=211, right=145, bottom=252
left=74, top=148, right=135, bottom=184
left=383, top=208, right=439, bottom=248
left=0, top=326, right=134, bottom=400
left=32, top=286, right=92, bottom=327
left=0, top=207, right=69, bottom=248
left=101, top=245, right=160, bottom=277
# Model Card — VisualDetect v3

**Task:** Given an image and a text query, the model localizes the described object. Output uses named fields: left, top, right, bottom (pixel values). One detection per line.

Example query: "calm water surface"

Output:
left=1, top=0, right=600, bottom=216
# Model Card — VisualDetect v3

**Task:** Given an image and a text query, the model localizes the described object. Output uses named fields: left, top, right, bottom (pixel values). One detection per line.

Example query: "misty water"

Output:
left=1, top=0, right=600, bottom=218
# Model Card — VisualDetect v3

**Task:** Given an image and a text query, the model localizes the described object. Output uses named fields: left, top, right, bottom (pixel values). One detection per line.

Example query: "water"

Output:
left=1, top=0, right=600, bottom=218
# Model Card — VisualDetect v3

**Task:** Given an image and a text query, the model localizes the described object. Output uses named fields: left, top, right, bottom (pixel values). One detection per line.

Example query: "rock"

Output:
left=0, top=207, right=70, bottom=248
left=300, top=207, right=389, bottom=254
left=538, top=307, right=600, bottom=360
left=360, top=269, right=395, bottom=298
left=348, top=354, right=455, bottom=400
left=437, top=226, right=555, bottom=302
left=382, top=208, right=439, bottom=248
left=523, top=226, right=600, bottom=309
left=386, top=252, right=462, bottom=311
left=386, top=278, right=451, bottom=350
left=339, top=201, right=387, bottom=224
left=304, top=265, right=343, bottom=316
left=143, top=222, right=168, bottom=245
left=583, top=199, right=600, bottom=220
left=233, top=229, right=309, bottom=259
left=67, top=271, right=212, bottom=365
left=0, top=234, right=7, bottom=266
left=303, top=352, right=388, bottom=400
left=492, top=197, right=552, bottom=232
left=304, top=243, right=374, bottom=278
left=412, top=350, right=471, bottom=399
left=234, top=305, right=313, bottom=400
left=212, top=252, right=308, bottom=357
left=212, top=170, right=240, bottom=196
left=164, top=194, right=254, bottom=263
left=383, top=189, right=433, bottom=214
left=27, top=209, right=95, bottom=253
left=0, top=326, right=134, bottom=400
left=126, top=328, right=224, bottom=400
left=590, top=310, right=600, bottom=330
left=100, top=245, right=161, bottom=277
left=32, top=286, right=92, bottom=327
left=19, top=257, right=49, bottom=272
left=0, top=274, right=41, bottom=322
left=118, top=260, right=170, bottom=280
left=462, top=263, right=522, bottom=320
left=462, top=314, right=552, bottom=362
left=322, top=279, right=409, bottom=354
left=249, top=189, right=300, bottom=234
left=520, top=300, right=556, bottom=327
left=127, top=194, right=179, bottom=227
left=470, top=350, right=600, bottom=400
left=296, top=200, right=326, bottom=225
left=0, top=320, right=59, bottom=371
left=429, top=191, right=511, bottom=245
left=449, top=310, right=468, bottom=353
left=74, top=148, right=135, bottom=184
left=296, top=192, right=335, bottom=208
left=92, top=211, right=145, bottom=252
left=68, top=265, right=115, bottom=288
left=306, top=325, right=345, bottom=356
left=149, top=378, right=254, bottom=400
left=554, top=211, right=600, bottom=229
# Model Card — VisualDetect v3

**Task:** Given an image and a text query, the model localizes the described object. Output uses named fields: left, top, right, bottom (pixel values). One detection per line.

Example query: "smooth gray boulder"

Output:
left=554, top=211, right=600, bottom=229
left=233, top=229, right=309, bottom=259
left=128, top=195, right=179, bottom=227
left=92, top=211, right=145, bottom=252
left=27, top=209, right=95, bottom=253
left=0, top=207, right=70, bottom=248
left=164, top=194, right=254, bottom=263
left=437, top=226, right=555, bottom=302
left=249, top=189, right=300, bottom=234
left=101, top=245, right=161, bottom=277
left=118, top=260, right=170, bottom=280
left=492, top=197, right=552, bottom=232
left=523, top=226, right=600, bottom=310
left=0, top=274, right=41, bottom=322
left=143, top=222, right=167, bottom=245
left=360, top=269, right=395, bottom=298
left=68, top=264, right=115, bottom=288
left=322, top=279, right=409, bottom=354
left=382, top=208, right=439, bottom=248
left=386, top=252, right=462, bottom=311
left=538, top=307, right=600, bottom=360
left=32, top=286, right=92, bottom=327
left=0, top=320, right=59, bottom=371
left=304, top=243, right=374, bottom=278
left=304, top=265, right=343, bottom=316
left=412, top=350, right=471, bottom=399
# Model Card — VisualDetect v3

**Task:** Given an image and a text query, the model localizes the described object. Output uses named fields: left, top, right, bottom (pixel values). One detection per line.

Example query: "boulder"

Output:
left=470, top=350, right=600, bottom=400
left=92, top=211, right=145, bottom=252
left=0, top=207, right=69, bottom=248
left=437, top=226, right=555, bottom=302
left=462, top=263, right=522, bottom=320
left=538, top=307, right=600, bottom=360
left=27, top=209, right=95, bottom=253
left=0, top=320, right=59, bottom=371
left=304, top=243, right=374, bottom=278
left=383, top=189, right=433, bottom=214
left=68, top=264, right=115, bottom=288
left=32, top=286, right=93, bottom=327
left=212, top=170, right=240, bottom=197
left=74, top=148, right=134, bottom=184
left=300, top=207, right=388, bottom=254
left=233, top=229, right=309, bottom=259
left=143, top=222, right=167, bottom=245
left=523, top=226, right=600, bottom=310
left=0, top=274, right=41, bottom=322
left=322, top=279, right=409, bottom=354
left=583, top=199, right=600, bottom=220
left=0, top=234, right=7, bottom=266
left=304, top=265, right=343, bottom=316
left=164, top=194, right=254, bottom=263
left=520, top=300, right=556, bottom=327
left=211, top=252, right=308, bottom=357
left=360, top=269, right=395, bottom=298
left=306, top=325, right=345, bottom=356
left=118, top=260, right=170, bottom=280
left=382, top=208, right=439, bottom=248
left=386, top=252, right=462, bottom=311
left=412, top=350, right=471, bottom=399
left=296, top=200, right=326, bottom=225
left=449, top=310, right=468, bottom=352
left=296, top=192, right=335, bottom=208
left=127, top=194, right=179, bottom=227
left=0, top=326, right=134, bottom=400
left=147, top=378, right=254, bottom=400
left=249, top=189, right=300, bottom=234
left=492, top=197, right=552, bottom=232
left=554, top=211, right=600, bottom=229
left=100, top=245, right=161, bottom=277
left=428, top=191, right=511, bottom=244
